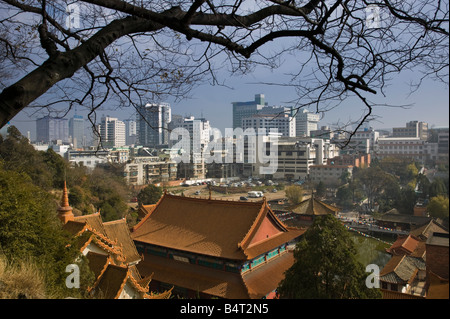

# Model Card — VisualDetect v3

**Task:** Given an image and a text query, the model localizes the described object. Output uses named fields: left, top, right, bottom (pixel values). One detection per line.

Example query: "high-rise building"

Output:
left=295, top=109, right=320, bottom=137
left=232, top=94, right=267, bottom=129
left=168, top=116, right=211, bottom=180
left=241, top=113, right=296, bottom=137
left=124, top=119, right=137, bottom=146
left=69, top=114, right=85, bottom=148
left=136, top=102, right=171, bottom=147
left=99, top=116, right=125, bottom=148
left=232, top=94, right=294, bottom=132
left=36, top=116, right=69, bottom=143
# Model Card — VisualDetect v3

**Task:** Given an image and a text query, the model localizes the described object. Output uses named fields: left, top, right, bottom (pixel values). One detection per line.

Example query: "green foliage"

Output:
left=336, top=186, right=353, bottom=209
left=0, top=164, right=92, bottom=297
left=137, top=184, right=163, bottom=205
left=315, top=181, right=326, bottom=197
left=429, top=178, right=448, bottom=198
left=427, top=195, right=449, bottom=220
left=277, top=215, right=381, bottom=299
left=395, top=186, right=418, bottom=215
left=0, top=126, right=124, bottom=296
left=285, top=185, right=304, bottom=205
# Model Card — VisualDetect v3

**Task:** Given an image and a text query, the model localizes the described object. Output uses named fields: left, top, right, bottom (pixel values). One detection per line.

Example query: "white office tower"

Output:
left=169, top=116, right=211, bottom=180
left=295, top=109, right=320, bottom=137
left=136, top=102, right=171, bottom=147
left=100, top=116, right=126, bottom=148
left=242, top=113, right=296, bottom=137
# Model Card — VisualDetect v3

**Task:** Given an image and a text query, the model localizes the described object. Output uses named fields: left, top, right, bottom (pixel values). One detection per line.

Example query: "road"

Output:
left=173, top=184, right=287, bottom=202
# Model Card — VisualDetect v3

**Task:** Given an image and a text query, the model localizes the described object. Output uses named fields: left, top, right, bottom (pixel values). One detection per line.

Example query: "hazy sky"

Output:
left=10, top=63, right=449, bottom=141
left=2, top=1, right=449, bottom=140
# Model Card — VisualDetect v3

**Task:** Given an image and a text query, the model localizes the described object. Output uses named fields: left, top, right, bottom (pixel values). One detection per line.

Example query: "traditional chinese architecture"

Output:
left=131, top=192, right=305, bottom=298
left=290, top=194, right=340, bottom=222
left=57, top=182, right=172, bottom=299
left=385, top=235, right=425, bottom=257
left=374, top=208, right=432, bottom=232
left=381, top=220, right=448, bottom=299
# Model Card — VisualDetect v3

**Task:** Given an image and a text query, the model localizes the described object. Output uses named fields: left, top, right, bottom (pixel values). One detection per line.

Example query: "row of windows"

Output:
left=379, top=145, right=423, bottom=149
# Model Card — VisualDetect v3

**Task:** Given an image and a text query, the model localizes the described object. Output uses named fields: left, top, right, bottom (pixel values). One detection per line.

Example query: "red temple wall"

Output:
left=248, top=215, right=283, bottom=246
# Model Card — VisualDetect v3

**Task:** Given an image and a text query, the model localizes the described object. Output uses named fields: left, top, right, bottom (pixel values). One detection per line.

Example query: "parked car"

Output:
left=240, top=196, right=248, bottom=201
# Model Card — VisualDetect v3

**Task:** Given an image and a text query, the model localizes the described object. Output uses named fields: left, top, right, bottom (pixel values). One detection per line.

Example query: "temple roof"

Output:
left=137, top=250, right=295, bottom=299
left=380, top=255, right=426, bottom=284
left=103, top=219, right=141, bottom=265
left=291, top=195, right=340, bottom=216
left=386, top=235, right=425, bottom=257
left=131, top=193, right=304, bottom=261
left=410, top=220, right=449, bottom=241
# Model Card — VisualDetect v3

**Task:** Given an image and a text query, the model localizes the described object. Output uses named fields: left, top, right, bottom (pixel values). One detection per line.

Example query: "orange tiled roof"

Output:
left=73, top=212, right=106, bottom=236
left=103, top=219, right=141, bottom=265
left=386, top=235, right=420, bottom=256
left=291, top=195, right=340, bottom=216
left=131, top=193, right=303, bottom=260
left=137, top=250, right=295, bottom=299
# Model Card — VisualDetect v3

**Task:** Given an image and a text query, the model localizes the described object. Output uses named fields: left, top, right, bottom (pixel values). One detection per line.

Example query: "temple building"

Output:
left=290, top=194, right=340, bottom=223
left=131, top=192, right=305, bottom=298
left=57, top=182, right=172, bottom=299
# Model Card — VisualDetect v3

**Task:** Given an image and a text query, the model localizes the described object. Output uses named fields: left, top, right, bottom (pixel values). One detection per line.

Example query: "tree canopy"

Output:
left=277, top=214, right=381, bottom=299
left=0, top=0, right=448, bottom=140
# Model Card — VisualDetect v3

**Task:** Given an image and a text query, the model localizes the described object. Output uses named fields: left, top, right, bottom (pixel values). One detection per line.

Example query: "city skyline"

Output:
left=7, top=68, right=449, bottom=141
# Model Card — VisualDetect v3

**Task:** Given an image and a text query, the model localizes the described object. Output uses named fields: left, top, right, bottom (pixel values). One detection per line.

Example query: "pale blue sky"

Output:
left=10, top=66, right=449, bottom=140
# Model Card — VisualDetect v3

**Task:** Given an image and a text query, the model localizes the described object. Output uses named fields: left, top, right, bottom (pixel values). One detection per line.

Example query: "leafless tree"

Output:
left=0, top=0, right=448, bottom=143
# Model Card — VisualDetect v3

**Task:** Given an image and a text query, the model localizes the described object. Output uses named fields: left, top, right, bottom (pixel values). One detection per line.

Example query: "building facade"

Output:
left=136, top=102, right=171, bottom=147
left=232, top=94, right=267, bottom=129
left=124, top=156, right=178, bottom=186
left=169, top=116, right=211, bottom=180
left=294, top=109, right=320, bottom=137
left=69, top=114, right=85, bottom=148
left=99, top=116, right=126, bottom=148
left=242, top=113, right=296, bottom=137
left=393, top=121, right=428, bottom=141
left=241, top=136, right=339, bottom=181
left=131, top=193, right=305, bottom=298
left=36, top=116, right=69, bottom=143
left=309, top=164, right=353, bottom=186
left=375, top=137, right=427, bottom=163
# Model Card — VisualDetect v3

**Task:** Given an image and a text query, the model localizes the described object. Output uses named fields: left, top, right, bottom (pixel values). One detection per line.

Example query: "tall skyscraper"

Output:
left=69, top=114, right=85, bottom=148
left=169, top=116, right=210, bottom=179
left=295, top=109, right=320, bottom=137
left=124, top=119, right=137, bottom=146
left=36, top=116, right=69, bottom=143
left=136, top=102, right=171, bottom=147
left=99, top=116, right=125, bottom=148
left=232, top=94, right=267, bottom=129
